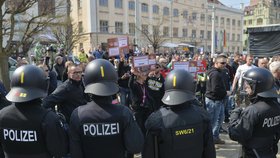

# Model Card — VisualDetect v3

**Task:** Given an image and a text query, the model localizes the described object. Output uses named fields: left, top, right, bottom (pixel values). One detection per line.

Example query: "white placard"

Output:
left=133, top=56, right=149, bottom=67
left=109, top=47, right=119, bottom=56
left=118, top=37, right=128, bottom=47
left=173, top=62, right=189, bottom=71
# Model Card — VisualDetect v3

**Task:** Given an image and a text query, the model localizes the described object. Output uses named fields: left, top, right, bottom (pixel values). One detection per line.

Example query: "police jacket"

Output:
left=229, top=98, right=280, bottom=157
left=142, top=102, right=216, bottom=158
left=42, top=79, right=87, bottom=123
left=69, top=98, right=144, bottom=158
left=205, top=67, right=227, bottom=100
left=0, top=100, right=68, bottom=158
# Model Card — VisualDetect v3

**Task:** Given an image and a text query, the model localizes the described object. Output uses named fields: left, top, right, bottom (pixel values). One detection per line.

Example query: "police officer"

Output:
left=229, top=67, right=280, bottom=158
left=0, top=65, right=68, bottom=158
left=143, top=69, right=216, bottom=158
left=69, top=59, right=144, bottom=158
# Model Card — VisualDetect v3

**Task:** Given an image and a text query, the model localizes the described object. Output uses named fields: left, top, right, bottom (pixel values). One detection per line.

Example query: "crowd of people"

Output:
left=0, top=45, right=280, bottom=158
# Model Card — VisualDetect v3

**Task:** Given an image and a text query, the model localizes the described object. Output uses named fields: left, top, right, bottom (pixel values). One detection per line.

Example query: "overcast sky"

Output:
left=219, top=0, right=250, bottom=9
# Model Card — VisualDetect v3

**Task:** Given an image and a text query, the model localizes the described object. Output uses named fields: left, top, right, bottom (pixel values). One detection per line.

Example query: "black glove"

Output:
left=230, top=107, right=243, bottom=121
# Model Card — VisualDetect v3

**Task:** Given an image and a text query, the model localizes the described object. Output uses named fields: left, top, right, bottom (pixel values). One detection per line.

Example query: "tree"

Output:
left=137, top=16, right=168, bottom=53
left=0, top=0, right=67, bottom=89
left=50, top=19, right=87, bottom=55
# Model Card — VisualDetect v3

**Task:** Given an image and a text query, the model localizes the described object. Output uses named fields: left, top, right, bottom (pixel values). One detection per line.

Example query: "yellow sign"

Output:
left=175, top=128, right=195, bottom=136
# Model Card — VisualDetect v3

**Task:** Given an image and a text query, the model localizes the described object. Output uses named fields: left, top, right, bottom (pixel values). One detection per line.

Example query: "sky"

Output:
left=219, top=0, right=250, bottom=9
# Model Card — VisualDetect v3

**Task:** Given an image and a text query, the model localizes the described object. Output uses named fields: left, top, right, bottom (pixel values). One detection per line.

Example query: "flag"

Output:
left=215, top=32, right=218, bottom=48
left=223, top=29, right=226, bottom=47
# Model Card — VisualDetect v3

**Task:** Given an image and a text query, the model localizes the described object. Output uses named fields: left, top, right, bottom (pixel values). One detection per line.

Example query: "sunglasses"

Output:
left=72, top=71, right=83, bottom=75
left=219, top=62, right=226, bottom=65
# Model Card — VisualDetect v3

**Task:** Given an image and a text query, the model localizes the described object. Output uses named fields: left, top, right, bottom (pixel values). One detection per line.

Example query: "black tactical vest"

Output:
left=245, top=100, right=280, bottom=149
left=156, top=105, right=205, bottom=158
left=0, top=103, right=50, bottom=156
left=78, top=102, right=126, bottom=158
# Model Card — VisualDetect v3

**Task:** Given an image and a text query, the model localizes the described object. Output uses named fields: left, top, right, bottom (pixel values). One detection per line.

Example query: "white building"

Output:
left=71, top=0, right=244, bottom=54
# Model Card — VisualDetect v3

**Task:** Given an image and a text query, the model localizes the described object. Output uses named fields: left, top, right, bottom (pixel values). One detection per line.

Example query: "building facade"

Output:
left=243, top=0, right=280, bottom=49
left=71, top=0, right=243, bottom=54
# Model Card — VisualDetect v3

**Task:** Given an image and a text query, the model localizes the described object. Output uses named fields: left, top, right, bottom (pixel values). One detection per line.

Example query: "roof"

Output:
left=207, top=0, right=224, bottom=5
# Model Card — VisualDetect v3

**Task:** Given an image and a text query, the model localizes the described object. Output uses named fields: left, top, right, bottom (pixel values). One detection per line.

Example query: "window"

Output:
left=153, top=26, right=160, bottom=35
left=192, top=12, right=197, bottom=20
left=249, top=19, right=252, bottom=25
left=200, top=30, right=204, bottom=39
left=237, top=34, right=240, bottom=41
left=141, top=24, right=149, bottom=34
left=38, top=0, right=55, bottom=16
left=115, top=0, right=122, bottom=9
left=226, top=18, right=230, bottom=25
left=227, top=33, right=230, bottom=41
left=200, top=14, right=205, bottom=22
left=78, top=0, right=82, bottom=9
left=163, top=7, right=169, bottom=16
left=221, top=17, right=224, bottom=25
left=163, top=27, right=169, bottom=36
left=191, top=30, right=196, bottom=39
left=129, top=23, right=135, bottom=34
left=238, top=20, right=241, bottom=27
left=99, top=0, right=108, bottom=6
left=173, top=28, right=178, bottom=37
left=257, top=18, right=263, bottom=25
left=78, top=22, right=83, bottom=33
left=79, top=43, right=83, bottom=50
left=182, top=28, right=188, bottom=37
left=232, top=19, right=236, bottom=26
left=182, top=10, right=188, bottom=18
left=128, top=1, right=135, bottom=10
left=153, top=5, right=159, bottom=14
left=207, top=31, right=211, bottom=40
left=141, top=3, right=148, bottom=12
left=215, top=16, right=218, bottom=23
left=244, top=20, right=247, bottom=26
left=173, top=9, right=179, bottom=17
left=115, top=22, right=123, bottom=33
left=208, top=15, right=212, bottom=23
left=100, top=20, right=108, bottom=33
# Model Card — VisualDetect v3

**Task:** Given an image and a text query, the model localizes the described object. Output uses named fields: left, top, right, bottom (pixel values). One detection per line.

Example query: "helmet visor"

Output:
left=162, top=90, right=195, bottom=106
left=85, top=82, right=119, bottom=96
left=6, top=87, right=47, bottom=103
left=241, top=76, right=257, bottom=96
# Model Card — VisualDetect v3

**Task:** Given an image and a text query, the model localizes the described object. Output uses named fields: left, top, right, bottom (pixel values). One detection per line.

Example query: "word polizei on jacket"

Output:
left=3, top=129, right=37, bottom=142
left=83, top=123, right=120, bottom=136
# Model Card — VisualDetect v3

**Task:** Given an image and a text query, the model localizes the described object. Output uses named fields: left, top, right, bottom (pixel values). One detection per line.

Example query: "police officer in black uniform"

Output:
left=0, top=65, right=68, bottom=158
left=69, top=59, right=144, bottom=158
left=143, top=69, right=216, bottom=158
left=229, top=67, right=280, bottom=158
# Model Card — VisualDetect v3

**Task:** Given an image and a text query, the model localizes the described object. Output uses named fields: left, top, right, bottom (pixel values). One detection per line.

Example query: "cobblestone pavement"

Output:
left=135, top=124, right=280, bottom=158
left=217, top=133, right=280, bottom=158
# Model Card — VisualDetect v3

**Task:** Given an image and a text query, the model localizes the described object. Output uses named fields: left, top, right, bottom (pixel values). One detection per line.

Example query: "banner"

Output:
left=107, top=36, right=129, bottom=57
left=173, top=60, right=207, bottom=80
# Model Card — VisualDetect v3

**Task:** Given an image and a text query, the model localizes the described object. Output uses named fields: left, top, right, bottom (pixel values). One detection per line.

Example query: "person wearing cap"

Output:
left=69, top=59, right=144, bottom=158
left=143, top=69, right=216, bottom=158
left=0, top=65, right=68, bottom=158
left=228, top=68, right=280, bottom=157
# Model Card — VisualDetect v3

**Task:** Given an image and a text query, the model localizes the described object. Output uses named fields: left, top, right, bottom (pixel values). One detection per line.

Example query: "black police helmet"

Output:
left=242, top=67, right=279, bottom=98
left=6, top=65, right=48, bottom=103
left=162, top=69, right=195, bottom=105
left=84, top=59, right=119, bottom=96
